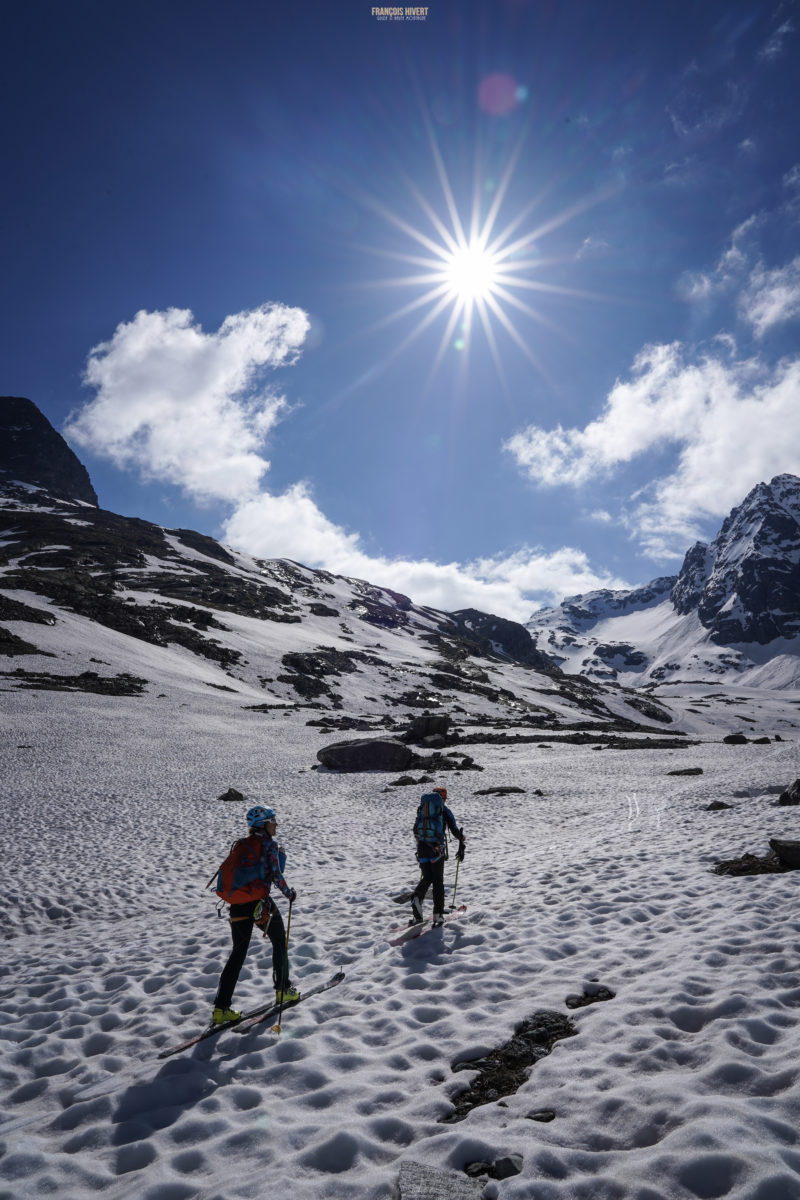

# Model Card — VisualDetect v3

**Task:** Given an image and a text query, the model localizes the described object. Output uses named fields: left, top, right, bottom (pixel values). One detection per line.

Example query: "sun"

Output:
left=442, top=240, right=500, bottom=304
left=356, top=112, right=608, bottom=386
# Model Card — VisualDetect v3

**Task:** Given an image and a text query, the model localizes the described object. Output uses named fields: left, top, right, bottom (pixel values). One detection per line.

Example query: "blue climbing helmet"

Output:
left=246, top=805, right=276, bottom=831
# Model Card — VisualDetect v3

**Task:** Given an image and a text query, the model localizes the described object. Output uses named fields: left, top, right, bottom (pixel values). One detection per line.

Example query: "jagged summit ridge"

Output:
left=527, top=474, right=800, bottom=686
left=671, top=474, right=800, bottom=644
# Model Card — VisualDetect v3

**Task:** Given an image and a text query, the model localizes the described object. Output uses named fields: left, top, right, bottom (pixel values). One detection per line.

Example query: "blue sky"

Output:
left=2, top=0, right=799, bottom=620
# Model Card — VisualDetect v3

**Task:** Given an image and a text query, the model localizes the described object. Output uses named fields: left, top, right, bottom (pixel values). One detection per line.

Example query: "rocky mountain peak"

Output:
left=0, top=396, right=98, bottom=506
left=671, top=474, right=800, bottom=645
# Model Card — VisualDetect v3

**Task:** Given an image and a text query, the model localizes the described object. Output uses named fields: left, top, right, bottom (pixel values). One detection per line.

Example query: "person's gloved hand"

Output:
left=456, top=829, right=466, bottom=862
left=288, top=888, right=297, bottom=902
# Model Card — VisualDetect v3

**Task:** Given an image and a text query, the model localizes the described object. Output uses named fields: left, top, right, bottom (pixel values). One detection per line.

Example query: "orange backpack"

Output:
left=210, top=834, right=270, bottom=905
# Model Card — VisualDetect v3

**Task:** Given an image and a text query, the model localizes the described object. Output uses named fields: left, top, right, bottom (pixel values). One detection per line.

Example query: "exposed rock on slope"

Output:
left=0, top=396, right=98, bottom=506
left=526, top=475, right=800, bottom=686
left=0, top=397, right=678, bottom=733
left=671, top=475, right=800, bottom=645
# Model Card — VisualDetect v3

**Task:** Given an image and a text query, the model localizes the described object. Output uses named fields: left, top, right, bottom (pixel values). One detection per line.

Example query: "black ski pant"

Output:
left=413, top=858, right=446, bottom=915
left=214, top=897, right=289, bottom=1010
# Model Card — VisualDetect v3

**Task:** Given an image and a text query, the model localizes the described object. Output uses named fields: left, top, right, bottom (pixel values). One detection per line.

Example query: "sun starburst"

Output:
left=356, top=113, right=611, bottom=391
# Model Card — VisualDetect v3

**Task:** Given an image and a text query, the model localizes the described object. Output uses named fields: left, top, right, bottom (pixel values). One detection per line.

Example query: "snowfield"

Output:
left=2, top=667, right=800, bottom=1200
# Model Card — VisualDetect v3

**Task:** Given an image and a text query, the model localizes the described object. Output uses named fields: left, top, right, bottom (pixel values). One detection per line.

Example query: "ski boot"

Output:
left=211, top=1007, right=242, bottom=1025
left=275, top=983, right=301, bottom=1004
left=432, top=912, right=445, bottom=927
left=409, top=895, right=424, bottom=925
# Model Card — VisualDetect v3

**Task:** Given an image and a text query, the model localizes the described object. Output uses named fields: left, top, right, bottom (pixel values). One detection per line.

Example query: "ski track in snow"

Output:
left=2, top=690, right=800, bottom=1199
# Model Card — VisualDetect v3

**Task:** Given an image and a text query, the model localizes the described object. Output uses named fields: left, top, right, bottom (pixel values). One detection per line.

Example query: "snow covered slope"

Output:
left=526, top=475, right=800, bottom=691
left=2, top=654, right=800, bottom=1200
left=2, top=407, right=800, bottom=1200
left=0, top=473, right=682, bottom=735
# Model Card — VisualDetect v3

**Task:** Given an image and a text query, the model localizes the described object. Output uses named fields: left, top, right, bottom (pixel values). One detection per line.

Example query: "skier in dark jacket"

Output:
left=212, top=806, right=298, bottom=1025
left=411, top=786, right=465, bottom=927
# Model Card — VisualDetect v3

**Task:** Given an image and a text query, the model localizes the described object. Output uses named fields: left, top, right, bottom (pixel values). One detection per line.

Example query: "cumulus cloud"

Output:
left=71, top=303, right=621, bottom=621
left=222, top=484, right=626, bottom=621
left=66, top=305, right=309, bottom=502
left=505, top=343, right=800, bottom=557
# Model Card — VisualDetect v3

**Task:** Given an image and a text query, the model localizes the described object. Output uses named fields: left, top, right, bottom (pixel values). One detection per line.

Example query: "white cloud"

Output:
left=505, top=343, right=800, bottom=557
left=676, top=215, right=800, bottom=337
left=66, top=305, right=309, bottom=502
left=676, top=271, right=714, bottom=302
left=72, top=304, right=622, bottom=621
left=740, top=257, right=800, bottom=337
left=666, top=80, right=744, bottom=141
left=759, top=20, right=794, bottom=60
left=575, top=236, right=611, bottom=260
left=223, top=485, right=626, bottom=621
left=505, top=341, right=703, bottom=487
left=782, top=164, right=800, bottom=222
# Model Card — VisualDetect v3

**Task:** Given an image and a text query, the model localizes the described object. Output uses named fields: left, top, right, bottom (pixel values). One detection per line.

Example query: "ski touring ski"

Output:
left=233, top=969, right=345, bottom=1033
left=387, top=904, right=467, bottom=946
left=157, top=970, right=344, bottom=1058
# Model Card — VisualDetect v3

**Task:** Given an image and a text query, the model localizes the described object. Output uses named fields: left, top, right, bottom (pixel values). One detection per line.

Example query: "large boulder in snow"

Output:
left=403, top=713, right=453, bottom=743
left=778, top=778, right=800, bottom=806
left=769, top=837, right=800, bottom=867
left=316, top=738, right=414, bottom=772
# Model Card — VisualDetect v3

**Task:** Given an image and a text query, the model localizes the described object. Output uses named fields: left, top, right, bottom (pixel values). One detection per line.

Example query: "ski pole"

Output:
left=271, top=897, right=294, bottom=1034
left=450, top=859, right=461, bottom=910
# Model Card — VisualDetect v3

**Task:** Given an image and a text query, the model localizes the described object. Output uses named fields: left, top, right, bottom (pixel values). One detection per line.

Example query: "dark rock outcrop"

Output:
left=0, top=396, right=98, bottom=505
left=1, top=667, right=146, bottom=695
left=671, top=475, right=800, bottom=644
left=316, top=738, right=415, bottom=772
left=403, top=714, right=453, bottom=743
left=449, top=608, right=556, bottom=672
left=445, top=1011, right=577, bottom=1123
left=565, top=983, right=615, bottom=1009
left=769, top=838, right=800, bottom=868
left=778, top=779, right=800, bottom=806
left=218, top=787, right=245, bottom=803
left=0, top=628, right=49, bottom=656
left=713, top=849, right=790, bottom=875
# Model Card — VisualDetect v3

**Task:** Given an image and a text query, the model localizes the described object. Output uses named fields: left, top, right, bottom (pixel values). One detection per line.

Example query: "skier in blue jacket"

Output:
left=410, top=786, right=465, bottom=927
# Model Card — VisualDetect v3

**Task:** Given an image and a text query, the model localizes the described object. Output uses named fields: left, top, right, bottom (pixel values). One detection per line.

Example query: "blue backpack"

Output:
left=413, top=792, right=445, bottom=845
